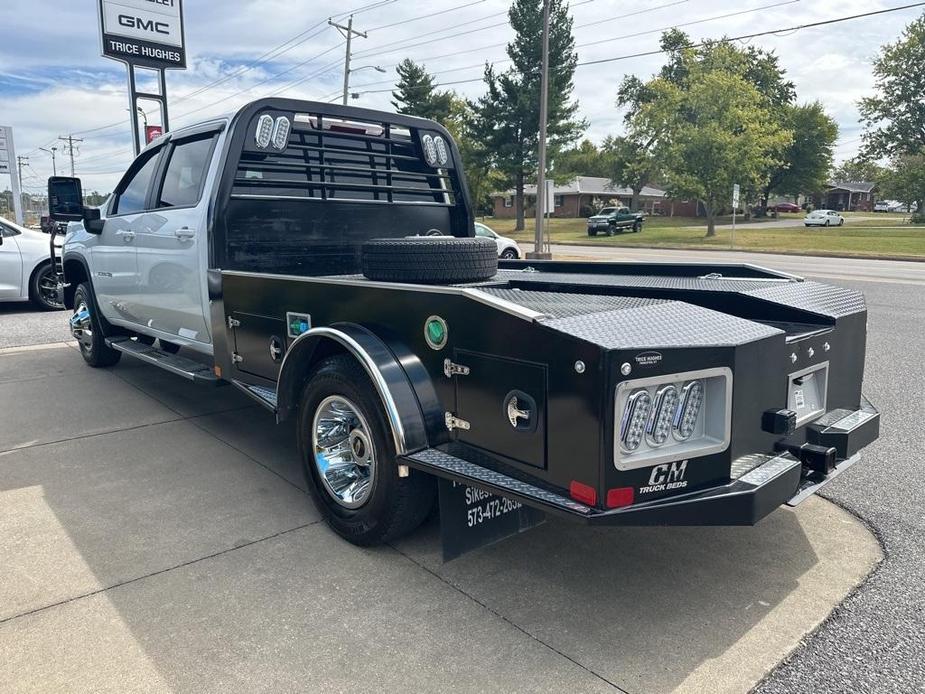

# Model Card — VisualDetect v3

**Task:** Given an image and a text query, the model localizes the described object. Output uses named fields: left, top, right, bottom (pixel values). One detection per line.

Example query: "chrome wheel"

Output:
left=70, top=300, right=93, bottom=353
left=311, top=395, right=376, bottom=509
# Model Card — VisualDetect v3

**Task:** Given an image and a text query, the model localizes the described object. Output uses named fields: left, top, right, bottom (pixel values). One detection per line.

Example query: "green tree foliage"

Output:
left=831, top=158, right=887, bottom=184
left=882, top=154, right=925, bottom=218
left=469, top=0, right=586, bottom=230
left=390, top=59, right=454, bottom=124
left=602, top=135, right=660, bottom=212
left=763, top=102, right=838, bottom=203
left=859, top=13, right=925, bottom=220
left=554, top=140, right=610, bottom=179
left=628, top=39, right=790, bottom=236
left=618, top=33, right=804, bottom=226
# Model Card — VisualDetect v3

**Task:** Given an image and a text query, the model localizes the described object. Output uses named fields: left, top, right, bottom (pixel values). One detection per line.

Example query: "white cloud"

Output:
left=1, top=0, right=919, bottom=190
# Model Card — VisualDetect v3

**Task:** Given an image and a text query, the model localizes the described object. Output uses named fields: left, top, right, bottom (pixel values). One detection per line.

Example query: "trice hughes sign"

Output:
left=98, top=0, right=186, bottom=69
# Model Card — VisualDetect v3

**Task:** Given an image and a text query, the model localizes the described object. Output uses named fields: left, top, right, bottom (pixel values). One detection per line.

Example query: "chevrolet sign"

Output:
left=98, top=0, right=186, bottom=69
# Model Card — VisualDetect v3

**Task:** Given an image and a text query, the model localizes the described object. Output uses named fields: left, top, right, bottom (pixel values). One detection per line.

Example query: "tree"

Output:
left=859, top=13, right=925, bottom=219
left=554, top=140, right=610, bottom=179
left=762, top=102, right=838, bottom=205
left=882, top=154, right=925, bottom=215
left=602, top=135, right=659, bottom=212
left=633, top=63, right=790, bottom=236
left=469, top=0, right=585, bottom=230
left=391, top=59, right=454, bottom=124
left=831, top=158, right=887, bottom=184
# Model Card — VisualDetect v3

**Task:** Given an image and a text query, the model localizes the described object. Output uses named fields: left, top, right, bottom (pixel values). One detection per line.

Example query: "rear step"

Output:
left=106, top=337, right=219, bottom=383
left=401, top=447, right=594, bottom=518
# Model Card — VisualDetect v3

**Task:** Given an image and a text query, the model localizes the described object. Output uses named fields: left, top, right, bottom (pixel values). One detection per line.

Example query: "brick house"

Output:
left=815, top=182, right=878, bottom=212
left=491, top=176, right=698, bottom=218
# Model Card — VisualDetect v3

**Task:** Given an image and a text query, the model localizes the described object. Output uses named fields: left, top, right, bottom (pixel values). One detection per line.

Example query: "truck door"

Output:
left=92, top=146, right=164, bottom=325
left=134, top=132, right=218, bottom=344
left=452, top=350, right=548, bottom=469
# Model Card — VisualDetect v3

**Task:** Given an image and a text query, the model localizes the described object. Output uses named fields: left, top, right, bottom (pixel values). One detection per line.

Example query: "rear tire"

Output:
left=72, top=283, right=122, bottom=368
left=587, top=229, right=596, bottom=237
left=298, top=355, right=435, bottom=546
left=362, top=237, right=497, bottom=284
left=500, top=247, right=519, bottom=259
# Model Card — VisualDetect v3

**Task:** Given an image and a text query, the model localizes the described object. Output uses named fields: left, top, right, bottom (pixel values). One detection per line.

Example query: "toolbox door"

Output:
left=453, top=350, right=547, bottom=469
left=231, top=312, right=287, bottom=381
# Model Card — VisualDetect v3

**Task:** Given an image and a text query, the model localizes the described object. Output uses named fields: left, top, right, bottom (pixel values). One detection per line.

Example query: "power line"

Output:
left=366, top=0, right=488, bottom=32
left=576, top=1, right=925, bottom=66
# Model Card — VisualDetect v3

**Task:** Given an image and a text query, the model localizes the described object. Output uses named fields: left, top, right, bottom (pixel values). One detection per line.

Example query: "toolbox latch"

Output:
left=227, top=316, right=241, bottom=329
left=443, top=359, right=470, bottom=378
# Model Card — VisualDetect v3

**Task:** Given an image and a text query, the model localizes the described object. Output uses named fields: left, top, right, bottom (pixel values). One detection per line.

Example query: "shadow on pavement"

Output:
left=0, top=348, right=878, bottom=694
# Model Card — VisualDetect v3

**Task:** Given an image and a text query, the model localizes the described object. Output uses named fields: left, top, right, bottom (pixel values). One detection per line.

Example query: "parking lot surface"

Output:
left=0, top=334, right=879, bottom=693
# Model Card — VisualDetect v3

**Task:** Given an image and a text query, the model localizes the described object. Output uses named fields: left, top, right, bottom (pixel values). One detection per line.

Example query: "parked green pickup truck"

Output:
left=587, top=206, right=645, bottom=236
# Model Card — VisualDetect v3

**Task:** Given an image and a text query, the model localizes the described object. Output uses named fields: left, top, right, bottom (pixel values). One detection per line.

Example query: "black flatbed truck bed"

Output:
left=49, top=97, right=879, bottom=554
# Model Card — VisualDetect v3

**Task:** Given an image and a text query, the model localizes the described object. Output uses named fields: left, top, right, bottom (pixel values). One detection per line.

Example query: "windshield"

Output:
left=597, top=208, right=616, bottom=215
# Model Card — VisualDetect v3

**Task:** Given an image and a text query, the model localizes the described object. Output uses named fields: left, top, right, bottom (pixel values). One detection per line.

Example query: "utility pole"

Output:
left=528, top=0, right=552, bottom=260
left=329, top=15, right=368, bottom=106
left=16, top=156, right=27, bottom=188
left=39, top=146, right=58, bottom=177
left=58, top=135, right=83, bottom=177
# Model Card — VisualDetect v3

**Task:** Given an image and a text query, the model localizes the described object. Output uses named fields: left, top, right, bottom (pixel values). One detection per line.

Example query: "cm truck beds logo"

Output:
left=639, top=461, right=688, bottom=494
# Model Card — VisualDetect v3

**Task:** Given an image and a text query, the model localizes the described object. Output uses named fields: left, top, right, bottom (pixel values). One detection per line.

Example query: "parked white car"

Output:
left=804, top=209, right=844, bottom=227
left=0, top=216, right=64, bottom=310
left=475, top=222, right=521, bottom=259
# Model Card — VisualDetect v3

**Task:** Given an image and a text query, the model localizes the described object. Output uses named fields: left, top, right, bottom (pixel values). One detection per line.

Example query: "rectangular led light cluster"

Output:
left=614, top=367, right=732, bottom=470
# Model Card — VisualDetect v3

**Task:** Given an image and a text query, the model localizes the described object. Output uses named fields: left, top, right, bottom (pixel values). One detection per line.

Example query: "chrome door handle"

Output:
left=117, top=230, right=135, bottom=242
left=174, top=227, right=195, bottom=241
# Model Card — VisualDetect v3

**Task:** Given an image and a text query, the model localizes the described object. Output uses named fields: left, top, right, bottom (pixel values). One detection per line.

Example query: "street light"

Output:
left=127, top=106, right=148, bottom=128
left=349, top=65, right=386, bottom=74
left=39, top=146, right=58, bottom=177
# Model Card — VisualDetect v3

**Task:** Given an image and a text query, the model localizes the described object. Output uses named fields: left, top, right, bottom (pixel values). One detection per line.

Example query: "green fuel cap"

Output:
left=424, top=316, right=448, bottom=350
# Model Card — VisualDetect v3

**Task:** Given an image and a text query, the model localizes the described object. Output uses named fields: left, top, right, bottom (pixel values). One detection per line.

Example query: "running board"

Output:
left=230, top=380, right=278, bottom=412
left=106, top=337, right=219, bottom=383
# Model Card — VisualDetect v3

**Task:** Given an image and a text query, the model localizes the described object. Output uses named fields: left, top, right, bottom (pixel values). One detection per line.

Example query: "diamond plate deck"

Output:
left=476, top=288, right=664, bottom=318
left=402, top=447, right=593, bottom=515
left=540, top=301, right=783, bottom=349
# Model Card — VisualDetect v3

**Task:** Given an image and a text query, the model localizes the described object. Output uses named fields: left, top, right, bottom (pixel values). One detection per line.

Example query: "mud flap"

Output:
left=438, top=479, right=545, bottom=561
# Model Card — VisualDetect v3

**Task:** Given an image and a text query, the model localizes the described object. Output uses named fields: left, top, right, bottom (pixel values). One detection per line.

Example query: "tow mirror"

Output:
left=47, top=176, right=84, bottom=222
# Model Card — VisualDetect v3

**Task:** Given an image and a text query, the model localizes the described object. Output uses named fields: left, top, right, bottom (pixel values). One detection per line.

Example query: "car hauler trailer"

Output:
left=47, top=99, right=879, bottom=557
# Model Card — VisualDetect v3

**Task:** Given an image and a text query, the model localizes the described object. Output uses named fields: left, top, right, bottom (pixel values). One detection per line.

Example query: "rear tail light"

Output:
left=620, top=389, right=652, bottom=452
left=569, top=480, right=597, bottom=506
left=606, top=487, right=634, bottom=508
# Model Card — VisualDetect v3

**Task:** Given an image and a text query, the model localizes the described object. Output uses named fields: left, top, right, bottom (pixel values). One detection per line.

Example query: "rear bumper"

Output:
left=402, top=398, right=878, bottom=527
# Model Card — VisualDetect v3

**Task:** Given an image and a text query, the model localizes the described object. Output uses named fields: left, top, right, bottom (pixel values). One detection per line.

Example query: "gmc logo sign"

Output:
left=118, top=14, right=170, bottom=35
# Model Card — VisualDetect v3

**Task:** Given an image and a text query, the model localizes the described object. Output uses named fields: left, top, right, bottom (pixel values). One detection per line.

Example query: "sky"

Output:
left=0, top=0, right=920, bottom=195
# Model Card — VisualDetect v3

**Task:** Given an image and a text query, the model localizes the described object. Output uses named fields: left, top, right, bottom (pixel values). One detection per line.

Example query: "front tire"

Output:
left=72, top=283, right=121, bottom=367
left=633, top=220, right=642, bottom=232
left=298, top=355, right=434, bottom=546
left=587, top=229, right=596, bottom=237
left=500, top=248, right=518, bottom=259
left=29, top=262, right=64, bottom=311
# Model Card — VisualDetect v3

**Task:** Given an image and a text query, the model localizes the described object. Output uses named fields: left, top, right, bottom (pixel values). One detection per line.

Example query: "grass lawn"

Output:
left=483, top=214, right=925, bottom=259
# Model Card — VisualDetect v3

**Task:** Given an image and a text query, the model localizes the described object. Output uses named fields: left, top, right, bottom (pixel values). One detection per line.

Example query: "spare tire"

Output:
left=361, top=236, right=498, bottom=284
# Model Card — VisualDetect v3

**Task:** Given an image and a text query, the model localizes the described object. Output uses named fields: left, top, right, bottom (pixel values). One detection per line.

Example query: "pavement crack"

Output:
left=0, top=522, right=319, bottom=627
left=387, top=542, right=628, bottom=693
left=0, top=417, right=186, bottom=455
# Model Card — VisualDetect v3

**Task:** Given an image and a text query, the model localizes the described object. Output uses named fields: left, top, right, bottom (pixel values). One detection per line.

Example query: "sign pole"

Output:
left=0, top=126, right=24, bottom=225
left=732, top=183, right=740, bottom=249
left=127, top=65, right=142, bottom=156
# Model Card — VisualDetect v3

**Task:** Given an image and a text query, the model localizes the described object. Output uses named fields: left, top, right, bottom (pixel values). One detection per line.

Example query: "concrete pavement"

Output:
left=0, top=343, right=881, bottom=693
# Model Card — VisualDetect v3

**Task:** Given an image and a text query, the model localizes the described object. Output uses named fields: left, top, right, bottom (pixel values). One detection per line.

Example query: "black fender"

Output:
left=61, top=251, right=92, bottom=309
left=276, top=322, right=429, bottom=455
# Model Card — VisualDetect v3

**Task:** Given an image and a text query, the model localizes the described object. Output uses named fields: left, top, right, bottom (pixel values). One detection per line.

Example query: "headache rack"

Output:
left=231, top=110, right=455, bottom=206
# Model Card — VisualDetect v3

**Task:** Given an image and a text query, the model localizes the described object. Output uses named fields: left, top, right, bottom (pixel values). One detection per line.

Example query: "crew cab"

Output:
left=587, top=206, right=644, bottom=236
left=46, top=98, right=879, bottom=555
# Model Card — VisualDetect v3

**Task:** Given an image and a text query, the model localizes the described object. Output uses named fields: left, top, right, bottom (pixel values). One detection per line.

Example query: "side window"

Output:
left=474, top=224, right=491, bottom=238
left=157, top=135, right=215, bottom=208
left=0, top=222, right=20, bottom=237
left=113, top=149, right=162, bottom=216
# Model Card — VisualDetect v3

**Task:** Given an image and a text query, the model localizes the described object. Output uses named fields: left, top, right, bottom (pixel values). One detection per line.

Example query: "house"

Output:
left=491, top=176, right=698, bottom=218
left=816, top=182, right=878, bottom=212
